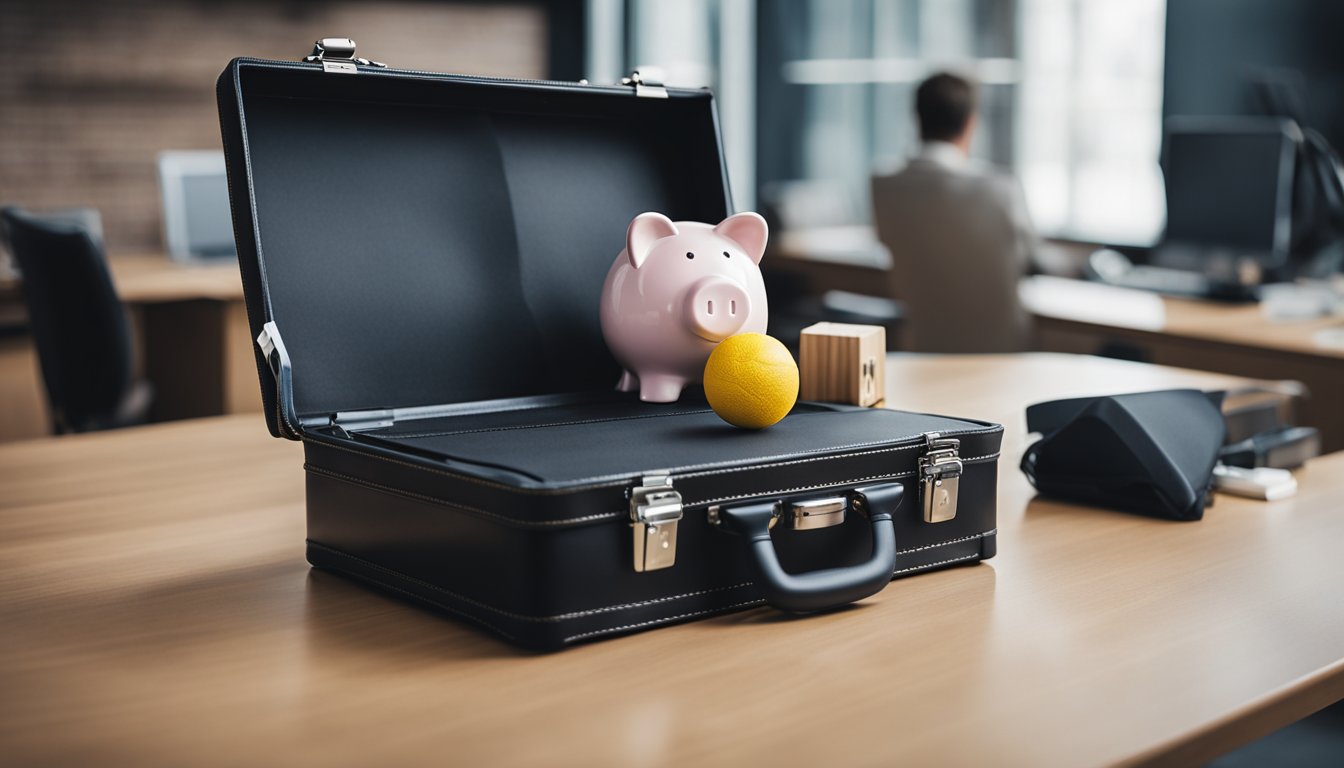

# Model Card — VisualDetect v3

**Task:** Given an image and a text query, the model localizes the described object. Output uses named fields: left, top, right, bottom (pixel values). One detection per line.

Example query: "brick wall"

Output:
left=0, top=0, right=546, bottom=253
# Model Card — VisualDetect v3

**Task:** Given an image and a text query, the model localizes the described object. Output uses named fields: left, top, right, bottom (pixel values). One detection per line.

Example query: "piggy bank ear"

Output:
left=713, top=212, right=769, bottom=264
left=626, top=212, right=679, bottom=269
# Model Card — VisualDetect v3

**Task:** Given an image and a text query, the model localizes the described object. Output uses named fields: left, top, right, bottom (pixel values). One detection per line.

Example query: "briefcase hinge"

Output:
left=920, top=433, right=962, bottom=523
left=256, top=323, right=279, bottom=365
left=629, top=474, right=682, bottom=572
left=303, top=37, right=387, bottom=73
left=621, top=69, right=668, bottom=99
left=255, top=321, right=303, bottom=439
left=329, top=409, right=396, bottom=432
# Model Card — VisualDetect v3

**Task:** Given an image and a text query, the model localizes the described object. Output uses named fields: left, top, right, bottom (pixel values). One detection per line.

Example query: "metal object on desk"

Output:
left=920, top=434, right=962, bottom=523
left=629, top=474, right=683, bottom=572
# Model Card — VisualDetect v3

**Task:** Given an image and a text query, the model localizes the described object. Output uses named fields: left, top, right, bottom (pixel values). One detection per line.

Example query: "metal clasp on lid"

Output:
left=630, top=474, right=682, bottom=572
left=304, top=37, right=387, bottom=73
left=621, top=69, right=668, bottom=99
left=920, top=433, right=962, bottom=523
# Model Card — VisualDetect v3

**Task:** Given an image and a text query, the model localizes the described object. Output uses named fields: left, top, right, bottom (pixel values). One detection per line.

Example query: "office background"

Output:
left=0, top=0, right=553, bottom=254
left=4, top=0, right=1344, bottom=443
left=2, top=1, right=1343, bottom=764
left=6, top=0, right=1342, bottom=257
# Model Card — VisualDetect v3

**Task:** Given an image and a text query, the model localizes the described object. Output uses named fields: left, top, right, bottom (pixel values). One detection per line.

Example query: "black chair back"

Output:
left=2, top=207, right=140, bottom=433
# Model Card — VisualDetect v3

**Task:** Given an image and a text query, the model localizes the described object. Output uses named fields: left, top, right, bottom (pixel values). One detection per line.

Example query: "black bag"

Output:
left=217, top=42, right=1003, bottom=650
left=1021, top=389, right=1225, bottom=521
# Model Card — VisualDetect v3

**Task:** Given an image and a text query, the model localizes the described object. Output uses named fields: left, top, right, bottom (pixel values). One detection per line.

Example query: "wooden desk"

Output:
left=93, top=252, right=245, bottom=303
left=766, top=225, right=892, bottom=297
left=3, top=353, right=1341, bottom=767
left=0, top=253, right=256, bottom=440
left=765, top=226, right=1085, bottom=297
left=1023, top=276, right=1344, bottom=451
left=761, top=237, right=1344, bottom=449
left=110, top=254, right=258, bottom=424
left=0, top=252, right=245, bottom=312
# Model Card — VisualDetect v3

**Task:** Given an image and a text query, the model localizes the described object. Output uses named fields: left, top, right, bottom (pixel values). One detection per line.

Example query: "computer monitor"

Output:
left=157, top=150, right=236, bottom=262
left=1164, top=0, right=1344, bottom=155
left=1159, top=118, right=1299, bottom=273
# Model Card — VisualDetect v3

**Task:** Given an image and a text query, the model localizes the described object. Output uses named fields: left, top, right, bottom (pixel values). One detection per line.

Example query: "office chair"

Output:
left=871, top=172, right=1034, bottom=353
left=1, top=207, right=151, bottom=433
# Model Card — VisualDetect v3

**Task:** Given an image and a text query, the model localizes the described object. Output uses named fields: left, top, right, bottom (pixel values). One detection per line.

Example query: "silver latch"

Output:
left=621, top=69, right=668, bottom=99
left=304, top=37, right=387, bottom=73
left=919, top=433, right=962, bottom=523
left=630, top=474, right=683, bottom=572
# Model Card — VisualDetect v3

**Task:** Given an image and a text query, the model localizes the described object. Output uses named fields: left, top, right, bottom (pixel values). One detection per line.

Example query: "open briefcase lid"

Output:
left=218, top=45, right=732, bottom=439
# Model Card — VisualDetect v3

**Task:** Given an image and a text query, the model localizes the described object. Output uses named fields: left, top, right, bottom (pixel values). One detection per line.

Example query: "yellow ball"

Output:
left=703, top=333, right=799, bottom=429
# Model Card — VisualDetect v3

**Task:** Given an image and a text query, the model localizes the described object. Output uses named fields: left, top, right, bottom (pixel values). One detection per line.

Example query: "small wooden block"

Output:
left=798, top=322, right=886, bottom=407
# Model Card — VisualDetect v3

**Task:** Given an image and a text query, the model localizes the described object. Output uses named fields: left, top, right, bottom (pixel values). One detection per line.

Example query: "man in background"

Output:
left=871, top=72, right=1037, bottom=352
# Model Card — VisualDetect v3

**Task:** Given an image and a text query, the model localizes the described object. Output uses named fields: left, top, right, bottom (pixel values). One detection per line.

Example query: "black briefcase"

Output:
left=217, top=40, right=1003, bottom=650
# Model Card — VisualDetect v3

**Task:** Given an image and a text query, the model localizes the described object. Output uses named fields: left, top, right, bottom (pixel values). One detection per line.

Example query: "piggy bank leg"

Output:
left=638, top=373, right=686, bottom=403
left=616, top=369, right=639, bottom=392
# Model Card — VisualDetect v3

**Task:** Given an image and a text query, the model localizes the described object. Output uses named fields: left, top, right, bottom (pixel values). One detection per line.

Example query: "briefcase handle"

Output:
left=714, top=483, right=902, bottom=612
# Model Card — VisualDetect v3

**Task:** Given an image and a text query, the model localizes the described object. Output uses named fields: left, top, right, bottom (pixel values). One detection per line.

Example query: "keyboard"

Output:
left=1085, top=249, right=1260, bottom=302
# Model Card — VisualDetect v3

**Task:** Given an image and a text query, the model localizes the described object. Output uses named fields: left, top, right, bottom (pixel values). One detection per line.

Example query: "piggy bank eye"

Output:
left=686, top=251, right=695, bottom=259
left=723, top=251, right=731, bottom=258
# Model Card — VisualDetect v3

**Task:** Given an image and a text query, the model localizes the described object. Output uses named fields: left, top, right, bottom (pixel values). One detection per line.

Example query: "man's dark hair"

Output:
left=915, top=72, right=978, bottom=142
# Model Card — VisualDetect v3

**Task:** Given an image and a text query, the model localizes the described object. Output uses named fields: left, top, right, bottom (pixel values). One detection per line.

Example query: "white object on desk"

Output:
left=1260, top=281, right=1344, bottom=320
left=773, top=225, right=892, bottom=268
left=1312, top=326, right=1344, bottom=350
left=1019, top=275, right=1167, bottom=331
left=1213, top=464, right=1298, bottom=500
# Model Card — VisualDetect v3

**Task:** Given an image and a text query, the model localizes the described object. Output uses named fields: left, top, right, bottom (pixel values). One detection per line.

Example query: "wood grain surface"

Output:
left=1023, top=274, right=1344, bottom=360
left=1020, top=277, right=1344, bottom=452
left=105, top=253, right=246, bottom=303
left=2, top=353, right=1341, bottom=767
left=799, top=322, right=886, bottom=406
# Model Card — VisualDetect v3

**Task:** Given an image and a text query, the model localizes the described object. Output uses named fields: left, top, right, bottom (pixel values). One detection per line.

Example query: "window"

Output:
left=589, top=0, right=757, bottom=209
left=1016, top=0, right=1166, bottom=245
left=756, top=0, right=1018, bottom=226
left=590, top=0, right=1169, bottom=245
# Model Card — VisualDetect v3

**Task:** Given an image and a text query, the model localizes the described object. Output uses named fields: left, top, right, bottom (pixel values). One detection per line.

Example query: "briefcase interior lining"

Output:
left=222, top=60, right=731, bottom=436
left=342, top=390, right=998, bottom=488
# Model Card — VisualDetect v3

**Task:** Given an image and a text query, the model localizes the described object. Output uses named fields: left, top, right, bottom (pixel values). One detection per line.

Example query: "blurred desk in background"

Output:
left=1, top=353, right=1341, bottom=766
left=765, top=225, right=1090, bottom=296
left=1023, top=276, right=1344, bottom=451
left=106, top=252, right=246, bottom=303
left=766, top=225, right=891, bottom=297
left=762, top=233, right=1344, bottom=450
left=111, top=254, right=259, bottom=425
left=0, top=253, right=256, bottom=441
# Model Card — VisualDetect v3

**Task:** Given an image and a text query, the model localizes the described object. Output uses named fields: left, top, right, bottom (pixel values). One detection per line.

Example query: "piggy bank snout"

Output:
left=684, top=276, right=751, bottom=342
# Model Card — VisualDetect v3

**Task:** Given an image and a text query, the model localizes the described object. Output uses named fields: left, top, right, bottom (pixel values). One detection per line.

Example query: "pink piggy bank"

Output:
left=600, top=211, right=770, bottom=403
